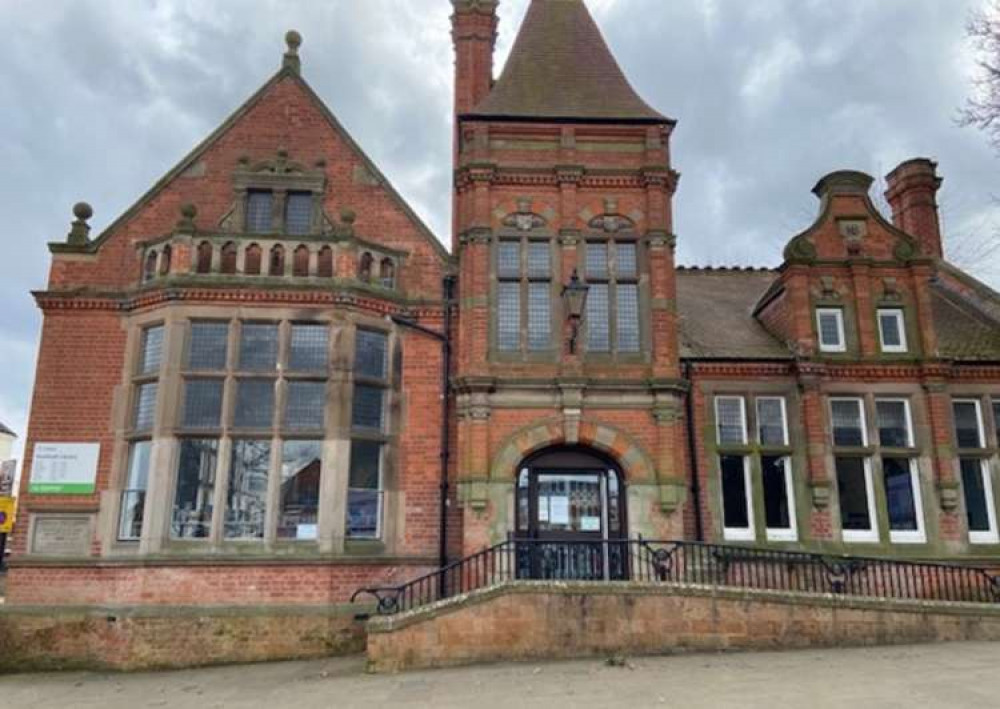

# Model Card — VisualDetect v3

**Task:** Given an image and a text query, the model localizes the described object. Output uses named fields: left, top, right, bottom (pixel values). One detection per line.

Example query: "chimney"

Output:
left=884, top=158, right=944, bottom=258
left=451, top=0, right=498, bottom=117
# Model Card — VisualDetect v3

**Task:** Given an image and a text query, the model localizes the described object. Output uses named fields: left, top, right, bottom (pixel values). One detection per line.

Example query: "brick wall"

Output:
left=0, top=604, right=365, bottom=672
left=5, top=563, right=436, bottom=606
left=367, top=581, right=1000, bottom=672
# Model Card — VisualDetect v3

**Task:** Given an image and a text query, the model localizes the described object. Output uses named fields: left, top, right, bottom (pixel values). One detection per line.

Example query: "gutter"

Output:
left=682, top=361, right=704, bottom=542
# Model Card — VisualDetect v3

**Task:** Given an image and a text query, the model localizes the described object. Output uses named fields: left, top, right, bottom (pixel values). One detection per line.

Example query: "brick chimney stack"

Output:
left=884, top=158, right=944, bottom=258
left=451, top=0, right=498, bottom=117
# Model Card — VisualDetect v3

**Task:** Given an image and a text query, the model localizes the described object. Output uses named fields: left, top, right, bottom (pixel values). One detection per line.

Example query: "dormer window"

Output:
left=359, top=252, right=373, bottom=282
left=379, top=258, right=395, bottom=289
left=816, top=308, right=846, bottom=353
left=877, top=308, right=907, bottom=353
left=246, top=190, right=274, bottom=234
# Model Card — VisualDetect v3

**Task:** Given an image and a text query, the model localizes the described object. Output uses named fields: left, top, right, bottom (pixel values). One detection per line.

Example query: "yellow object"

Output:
left=0, top=496, right=15, bottom=533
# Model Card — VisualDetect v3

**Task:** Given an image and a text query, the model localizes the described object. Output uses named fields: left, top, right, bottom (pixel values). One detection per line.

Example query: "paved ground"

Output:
left=2, top=642, right=998, bottom=708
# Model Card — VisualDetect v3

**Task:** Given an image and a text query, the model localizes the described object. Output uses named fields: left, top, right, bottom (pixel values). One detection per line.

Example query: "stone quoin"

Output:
left=5, top=0, right=1000, bottom=670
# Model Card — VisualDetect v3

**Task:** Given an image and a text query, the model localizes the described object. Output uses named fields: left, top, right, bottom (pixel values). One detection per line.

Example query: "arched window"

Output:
left=220, top=241, right=238, bottom=275
left=379, top=258, right=395, bottom=289
left=244, top=243, right=262, bottom=275
left=359, top=252, right=373, bottom=282
left=269, top=244, right=285, bottom=276
left=317, top=246, right=334, bottom=278
left=196, top=241, right=213, bottom=274
left=159, top=245, right=172, bottom=276
left=144, top=250, right=158, bottom=282
left=293, top=245, right=310, bottom=277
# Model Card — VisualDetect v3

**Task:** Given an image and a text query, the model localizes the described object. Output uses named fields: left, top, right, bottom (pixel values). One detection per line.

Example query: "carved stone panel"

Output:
left=29, top=514, right=93, bottom=557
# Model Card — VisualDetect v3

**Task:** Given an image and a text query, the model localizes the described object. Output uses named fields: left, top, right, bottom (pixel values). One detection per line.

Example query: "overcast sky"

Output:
left=0, top=0, right=997, bottom=467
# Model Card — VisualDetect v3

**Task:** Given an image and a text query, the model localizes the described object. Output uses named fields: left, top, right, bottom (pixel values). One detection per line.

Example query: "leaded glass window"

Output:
left=286, top=381, right=326, bottom=430
left=285, top=192, right=313, bottom=235
left=171, top=438, right=218, bottom=539
left=182, top=379, right=224, bottom=429
left=756, top=398, right=787, bottom=446
left=584, top=238, right=640, bottom=355
left=496, top=239, right=552, bottom=353
left=831, top=399, right=866, bottom=447
left=352, top=385, right=384, bottom=431
left=715, top=396, right=746, bottom=445
left=133, top=382, right=158, bottom=432
left=239, top=323, right=279, bottom=371
left=246, top=190, right=273, bottom=234
left=279, top=441, right=321, bottom=540
left=355, top=330, right=388, bottom=379
left=234, top=379, right=275, bottom=429
left=139, top=326, right=164, bottom=376
left=816, top=308, right=846, bottom=352
left=289, top=324, right=329, bottom=372
left=188, top=322, right=229, bottom=370
left=347, top=440, right=382, bottom=538
left=876, top=400, right=911, bottom=448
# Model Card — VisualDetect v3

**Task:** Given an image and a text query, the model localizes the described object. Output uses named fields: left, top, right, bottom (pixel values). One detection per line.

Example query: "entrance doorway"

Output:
left=515, top=447, right=627, bottom=580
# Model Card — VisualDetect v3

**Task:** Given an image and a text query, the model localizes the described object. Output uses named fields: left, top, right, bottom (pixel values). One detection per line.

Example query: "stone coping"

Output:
left=1, top=602, right=367, bottom=619
left=368, top=581, right=1000, bottom=634
left=9, top=554, right=437, bottom=569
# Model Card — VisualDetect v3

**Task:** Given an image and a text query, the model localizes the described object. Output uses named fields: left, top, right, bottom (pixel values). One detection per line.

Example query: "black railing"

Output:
left=350, top=538, right=1000, bottom=615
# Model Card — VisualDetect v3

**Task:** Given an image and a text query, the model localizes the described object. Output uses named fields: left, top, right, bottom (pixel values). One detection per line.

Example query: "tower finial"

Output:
left=283, top=30, right=302, bottom=74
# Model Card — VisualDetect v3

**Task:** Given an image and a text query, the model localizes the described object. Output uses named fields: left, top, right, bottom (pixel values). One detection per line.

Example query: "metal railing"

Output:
left=350, top=538, right=1000, bottom=615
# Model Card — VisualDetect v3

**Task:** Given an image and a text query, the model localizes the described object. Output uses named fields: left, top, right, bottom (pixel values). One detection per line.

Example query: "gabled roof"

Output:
left=0, top=421, right=16, bottom=438
left=468, top=0, right=670, bottom=122
left=60, top=59, right=449, bottom=262
left=676, top=268, right=792, bottom=360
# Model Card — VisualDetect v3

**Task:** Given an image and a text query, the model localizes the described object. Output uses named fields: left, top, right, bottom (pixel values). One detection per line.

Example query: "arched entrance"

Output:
left=515, top=446, right=628, bottom=580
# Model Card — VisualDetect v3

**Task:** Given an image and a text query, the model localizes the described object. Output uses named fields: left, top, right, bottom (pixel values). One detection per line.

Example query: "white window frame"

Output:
left=877, top=308, right=908, bottom=354
left=830, top=397, right=868, bottom=447
left=714, top=396, right=747, bottom=445
left=756, top=396, right=789, bottom=446
left=885, top=457, right=926, bottom=544
left=953, top=398, right=987, bottom=449
left=721, top=455, right=755, bottom=542
left=839, top=457, right=879, bottom=544
left=964, top=459, right=999, bottom=545
left=875, top=397, right=914, bottom=448
left=816, top=308, right=846, bottom=353
left=763, top=455, right=798, bottom=542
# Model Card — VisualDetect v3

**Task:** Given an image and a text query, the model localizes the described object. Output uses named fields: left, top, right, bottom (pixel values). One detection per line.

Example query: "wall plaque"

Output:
left=29, top=443, right=100, bottom=494
left=30, top=514, right=92, bottom=556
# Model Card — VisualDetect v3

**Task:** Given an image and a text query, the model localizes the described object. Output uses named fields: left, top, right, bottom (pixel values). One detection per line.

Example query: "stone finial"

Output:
left=283, top=30, right=302, bottom=74
left=67, top=202, right=93, bottom=245
left=176, top=203, right=198, bottom=233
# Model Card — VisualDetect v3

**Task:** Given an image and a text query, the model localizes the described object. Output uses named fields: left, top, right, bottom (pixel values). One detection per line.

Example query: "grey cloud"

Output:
left=0, top=0, right=996, bottom=466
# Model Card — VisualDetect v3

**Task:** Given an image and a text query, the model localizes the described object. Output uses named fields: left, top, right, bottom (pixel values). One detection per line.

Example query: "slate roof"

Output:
left=676, top=268, right=792, bottom=360
left=469, top=0, right=670, bottom=122
left=931, top=280, right=1000, bottom=362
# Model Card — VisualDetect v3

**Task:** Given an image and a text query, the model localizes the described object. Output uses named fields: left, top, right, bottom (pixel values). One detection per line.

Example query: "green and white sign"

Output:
left=29, top=443, right=100, bottom=494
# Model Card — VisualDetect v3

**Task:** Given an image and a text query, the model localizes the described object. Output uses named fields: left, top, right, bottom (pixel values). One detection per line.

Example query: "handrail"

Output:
left=351, top=538, right=1000, bottom=616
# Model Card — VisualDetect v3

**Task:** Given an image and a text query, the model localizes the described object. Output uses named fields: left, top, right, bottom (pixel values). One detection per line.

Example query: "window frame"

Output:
left=582, top=236, right=642, bottom=357
left=953, top=398, right=999, bottom=544
left=494, top=236, right=554, bottom=356
left=719, top=454, right=755, bottom=542
left=762, top=455, right=797, bottom=542
left=756, top=396, right=789, bottom=447
left=882, top=455, right=926, bottom=544
left=816, top=307, right=847, bottom=353
left=829, top=397, right=868, bottom=448
left=877, top=308, right=908, bottom=354
left=875, top=397, right=914, bottom=449
left=836, top=456, right=880, bottom=544
left=715, top=396, right=748, bottom=446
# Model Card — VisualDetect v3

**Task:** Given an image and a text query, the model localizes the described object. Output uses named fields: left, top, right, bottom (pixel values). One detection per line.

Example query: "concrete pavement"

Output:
left=2, top=642, right=998, bottom=708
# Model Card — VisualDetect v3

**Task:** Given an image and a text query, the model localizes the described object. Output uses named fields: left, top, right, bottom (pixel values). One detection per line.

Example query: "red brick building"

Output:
left=8, top=0, right=1000, bottom=608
